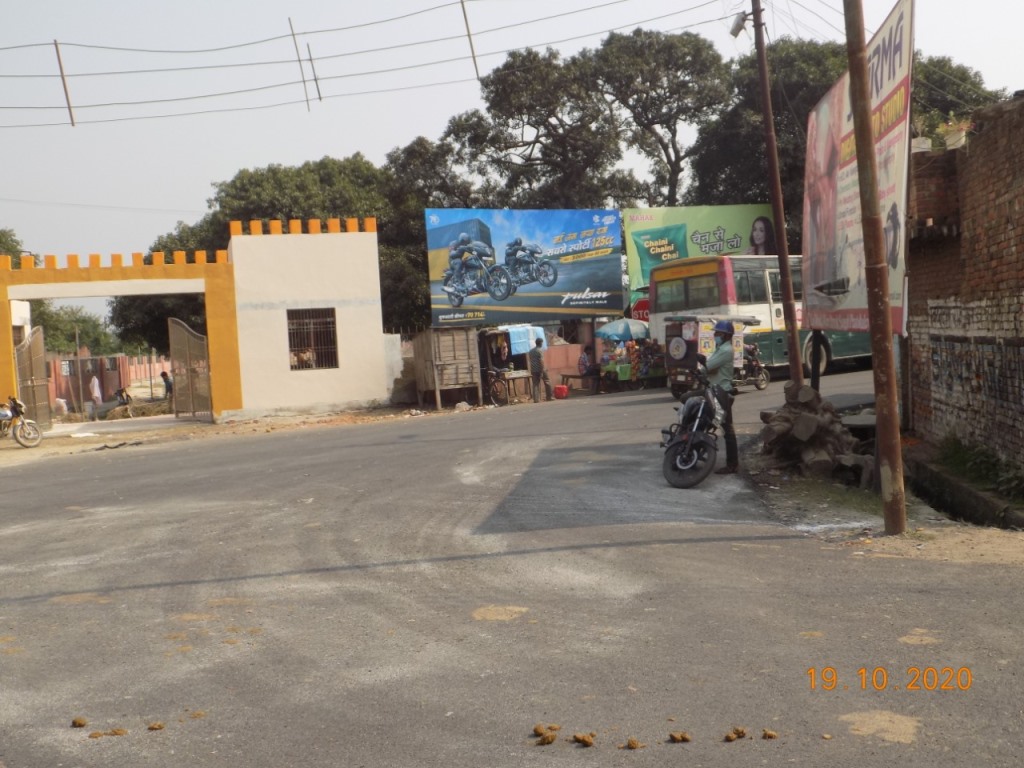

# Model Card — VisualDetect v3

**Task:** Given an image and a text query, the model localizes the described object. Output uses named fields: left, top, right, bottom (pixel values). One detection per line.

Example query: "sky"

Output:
left=1, top=0, right=1018, bottom=317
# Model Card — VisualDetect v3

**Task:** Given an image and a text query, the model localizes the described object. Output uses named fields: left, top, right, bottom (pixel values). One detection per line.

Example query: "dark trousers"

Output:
left=717, top=390, right=738, bottom=468
left=532, top=371, right=552, bottom=402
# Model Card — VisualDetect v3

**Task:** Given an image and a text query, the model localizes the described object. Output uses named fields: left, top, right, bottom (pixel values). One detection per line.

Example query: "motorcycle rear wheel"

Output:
left=14, top=420, right=42, bottom=448
left=754, top=368, right=770, bottom=390
left=486, top=266, right=513, bottom=301
left=443, top=276, right=464, bottom=308
left=662, top=438, right=717, bottom=489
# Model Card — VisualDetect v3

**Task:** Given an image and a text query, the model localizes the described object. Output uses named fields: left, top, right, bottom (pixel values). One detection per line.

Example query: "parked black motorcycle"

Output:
left=504, top=239, right=558, bottom=294
left=734, top=342, right=770, bottom=391
left=660, top=365, right=723, bottom=488
left=441, top=246, right=513, bottom=308
left=0, top=396, right=43, bottom=448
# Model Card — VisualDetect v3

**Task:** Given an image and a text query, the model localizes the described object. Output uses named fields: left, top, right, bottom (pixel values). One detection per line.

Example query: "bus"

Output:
left=647, top=255, right=872, bottom=374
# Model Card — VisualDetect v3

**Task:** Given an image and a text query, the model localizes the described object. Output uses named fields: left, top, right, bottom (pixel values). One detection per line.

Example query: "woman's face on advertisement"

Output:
left=752, top=220, right=766, bottom=245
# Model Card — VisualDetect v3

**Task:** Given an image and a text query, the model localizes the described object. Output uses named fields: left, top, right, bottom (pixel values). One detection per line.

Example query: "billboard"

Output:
left=802, top=0, right=913, bottom=333
left=622, top=205, right=774, bottom=305
left=425, top=209, right=623, bottom=326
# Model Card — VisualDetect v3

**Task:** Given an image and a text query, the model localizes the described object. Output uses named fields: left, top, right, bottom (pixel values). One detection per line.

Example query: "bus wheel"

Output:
left=802, top=338, right=830, bottom=378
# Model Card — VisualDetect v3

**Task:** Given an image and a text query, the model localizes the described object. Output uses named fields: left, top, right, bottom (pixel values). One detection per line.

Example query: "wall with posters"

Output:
left=622, top=204, right=774, bottom=305
left=425, top=209, right=623, bottom=327
left=801, top=0, right=913, bottom=333
left=906, top=98, right=1024, bottom=468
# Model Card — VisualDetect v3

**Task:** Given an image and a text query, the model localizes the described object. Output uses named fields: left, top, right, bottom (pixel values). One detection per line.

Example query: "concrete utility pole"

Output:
left=841, top=0, right=906, bottom=534
left=751, top=0, right=804, bottom=387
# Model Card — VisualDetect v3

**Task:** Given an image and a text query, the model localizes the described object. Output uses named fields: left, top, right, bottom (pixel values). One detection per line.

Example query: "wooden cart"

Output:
left=412, top=328, right=483, bottom=409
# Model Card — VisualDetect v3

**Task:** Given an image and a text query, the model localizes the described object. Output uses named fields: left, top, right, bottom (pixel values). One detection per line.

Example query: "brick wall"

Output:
left=906, top=98, right=1024, bottom=465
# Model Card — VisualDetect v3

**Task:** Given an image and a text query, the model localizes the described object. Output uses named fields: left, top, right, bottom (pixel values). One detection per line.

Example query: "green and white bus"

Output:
left=648, top=255, right=871, bottom=375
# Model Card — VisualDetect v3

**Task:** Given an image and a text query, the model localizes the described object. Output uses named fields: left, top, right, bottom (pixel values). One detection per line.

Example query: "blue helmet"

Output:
left=458, top=233, right=471, bottom=246
left=713, top=320, right=734, bottom=336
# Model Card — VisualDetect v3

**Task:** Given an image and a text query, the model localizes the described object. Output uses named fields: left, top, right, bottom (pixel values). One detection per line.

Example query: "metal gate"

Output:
left=15, top=326, right=52, bottom=429
left=168, top=318, right=212, bottom=421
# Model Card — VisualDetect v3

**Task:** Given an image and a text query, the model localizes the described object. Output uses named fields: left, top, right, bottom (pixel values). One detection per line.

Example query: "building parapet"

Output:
left=229, top=217, right=378, bottom=236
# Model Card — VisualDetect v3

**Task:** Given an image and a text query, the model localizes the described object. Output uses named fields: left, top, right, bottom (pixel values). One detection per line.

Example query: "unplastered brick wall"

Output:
left=906, top=98, right=1024, bottom=465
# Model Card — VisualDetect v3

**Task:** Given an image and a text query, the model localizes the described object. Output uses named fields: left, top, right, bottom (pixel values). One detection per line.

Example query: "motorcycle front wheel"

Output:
left=662, top=438, right=716, bottom=489
left=536, top=260, right=558, bottom=287
left=14, top=420, right=42, bottom=448
left=486, top=266, right=513, bottom=301
left=754, top=368, right=770, bottom=390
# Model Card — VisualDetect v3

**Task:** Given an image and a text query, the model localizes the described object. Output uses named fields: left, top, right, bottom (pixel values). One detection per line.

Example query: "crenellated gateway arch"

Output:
left=1, top=218, right=392, bottom=422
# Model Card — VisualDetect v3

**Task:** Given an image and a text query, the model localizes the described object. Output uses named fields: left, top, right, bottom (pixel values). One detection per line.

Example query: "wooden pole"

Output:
left=842, top=0, right=906, bottom=534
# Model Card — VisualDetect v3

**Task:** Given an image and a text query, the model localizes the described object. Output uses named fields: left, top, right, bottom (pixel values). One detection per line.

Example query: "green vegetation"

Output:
left=938, top=435, right=1024, bottom=502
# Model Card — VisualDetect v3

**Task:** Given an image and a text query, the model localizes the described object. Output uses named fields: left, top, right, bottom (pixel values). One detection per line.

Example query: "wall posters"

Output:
left=801, top=0, right=913, bottom=333
left=622, top=204, right=774, bottom=305
left=425, top=208, right=623, bottom=326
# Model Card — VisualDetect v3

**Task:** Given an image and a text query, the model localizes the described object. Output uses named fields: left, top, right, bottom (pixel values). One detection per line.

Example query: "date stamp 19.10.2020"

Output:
left=807, top=666, right=973, bottom=692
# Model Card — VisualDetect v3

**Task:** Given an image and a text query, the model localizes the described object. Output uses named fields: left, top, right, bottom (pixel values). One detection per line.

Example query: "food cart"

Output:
left=662, top=314, right=759, bottom=400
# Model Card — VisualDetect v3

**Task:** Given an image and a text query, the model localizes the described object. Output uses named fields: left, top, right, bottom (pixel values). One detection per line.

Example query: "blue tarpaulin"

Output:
left=499, top=324, right=545, bottom=354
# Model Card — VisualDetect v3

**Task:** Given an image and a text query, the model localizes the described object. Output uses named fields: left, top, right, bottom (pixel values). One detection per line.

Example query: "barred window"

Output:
left=287, top=309, right=338, bottom=370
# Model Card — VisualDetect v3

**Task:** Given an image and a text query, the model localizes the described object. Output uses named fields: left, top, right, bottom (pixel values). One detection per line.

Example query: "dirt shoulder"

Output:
left=1, top=405, right=435, bottom=466
left=741, top=441, right=1024, bottom=568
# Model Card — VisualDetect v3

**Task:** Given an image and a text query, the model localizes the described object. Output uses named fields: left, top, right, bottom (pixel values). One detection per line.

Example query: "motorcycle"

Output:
left=734, top=342, right=770, bottom=391
left=504, top=241, right=558, bottom=294
left=660, top=364, right=724, bottom=488
left=441, top=246, right=513, bottom=308
left=0, top=396, right=43, bottom=448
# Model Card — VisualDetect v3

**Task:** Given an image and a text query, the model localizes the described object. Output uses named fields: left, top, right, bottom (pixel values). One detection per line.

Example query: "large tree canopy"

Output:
left=685, top=39, right=1005, bottom=252
left=685, top=38, right=849, bottom=252
left=446, top=48, right=642, bottom=209
left=589, top=29, right=731, bottom=206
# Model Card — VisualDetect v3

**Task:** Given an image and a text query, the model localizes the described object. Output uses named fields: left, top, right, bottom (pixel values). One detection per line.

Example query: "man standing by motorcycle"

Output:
left=705, top=320, right=739, bottom=475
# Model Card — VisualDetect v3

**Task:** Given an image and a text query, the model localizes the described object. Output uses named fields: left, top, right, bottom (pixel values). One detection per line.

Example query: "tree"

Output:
left=685, top=40, right=1006, bottom=253
left=28, top=300, right=119, bottom=355
left=912, top=54, right=1006, bottom=144
left=590, top=29, right=731, bottom=206
left=685, top=38, right=849, bottom=253
left=446, top=48, right=643, bottom=209
left=109, top=154, right=408, bottom=346
left=0, top=228, right=23, bottom=260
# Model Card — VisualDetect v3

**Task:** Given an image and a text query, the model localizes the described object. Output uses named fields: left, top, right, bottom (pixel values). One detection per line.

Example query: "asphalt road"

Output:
left=2, top=369, right=1020, bottom=767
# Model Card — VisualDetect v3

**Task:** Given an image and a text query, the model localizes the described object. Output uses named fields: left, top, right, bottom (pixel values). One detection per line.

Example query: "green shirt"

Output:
left=705, top=341, right=734, bottom=392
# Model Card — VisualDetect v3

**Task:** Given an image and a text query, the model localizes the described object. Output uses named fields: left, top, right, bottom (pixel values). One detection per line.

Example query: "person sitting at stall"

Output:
left=577, top=345, right=602, bottom=394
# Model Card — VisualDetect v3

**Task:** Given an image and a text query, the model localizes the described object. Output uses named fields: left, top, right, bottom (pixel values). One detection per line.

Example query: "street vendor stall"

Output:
left=479, top=325, right=545, bottom=403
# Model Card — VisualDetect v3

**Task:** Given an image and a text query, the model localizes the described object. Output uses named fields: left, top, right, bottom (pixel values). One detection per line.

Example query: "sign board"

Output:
left=801, top=0, right=914, bottom=334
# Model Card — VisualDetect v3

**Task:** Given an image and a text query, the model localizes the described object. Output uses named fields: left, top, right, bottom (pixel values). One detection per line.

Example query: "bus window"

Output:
left=734, top=270, right=768, bottom=304
left=769, top=268, right=804, bottom=302
left=687, top=274, right=719, bottom=309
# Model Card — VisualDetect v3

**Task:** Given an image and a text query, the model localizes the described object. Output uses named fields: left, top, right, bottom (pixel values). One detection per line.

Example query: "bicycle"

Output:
left=484, top=367, right=509, bottom=406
